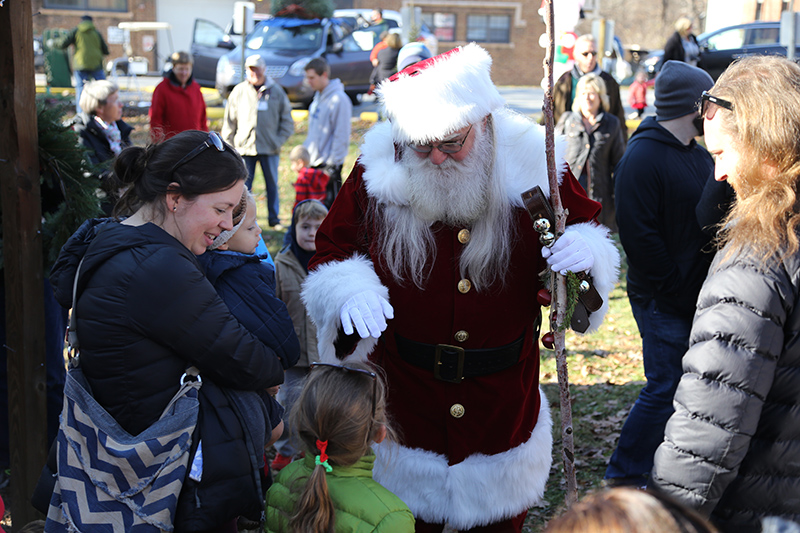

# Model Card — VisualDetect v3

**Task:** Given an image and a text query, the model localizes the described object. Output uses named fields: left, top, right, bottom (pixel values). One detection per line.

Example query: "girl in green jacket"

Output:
left=265, top=362, right=415, bottom=532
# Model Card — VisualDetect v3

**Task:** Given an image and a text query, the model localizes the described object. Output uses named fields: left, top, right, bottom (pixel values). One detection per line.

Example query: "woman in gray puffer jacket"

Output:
left=649, top=56, right=800, bottom=533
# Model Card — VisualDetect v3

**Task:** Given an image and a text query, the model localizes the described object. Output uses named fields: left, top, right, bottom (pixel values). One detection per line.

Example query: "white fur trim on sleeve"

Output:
left=562, top=222, right=621, bottom=333
left=301, top=255, right=389, bottom=363
left=373, top=388, right=553, bottom=529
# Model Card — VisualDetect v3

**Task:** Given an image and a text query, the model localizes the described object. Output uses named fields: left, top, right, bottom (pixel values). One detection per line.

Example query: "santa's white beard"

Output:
left=402, top=128, right=493, bottom=226
left=376, top=121, right=514, bottom=290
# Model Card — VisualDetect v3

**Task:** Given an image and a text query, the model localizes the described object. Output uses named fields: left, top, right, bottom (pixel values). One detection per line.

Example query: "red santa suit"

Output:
left=302, top=45, right=620, bottom=530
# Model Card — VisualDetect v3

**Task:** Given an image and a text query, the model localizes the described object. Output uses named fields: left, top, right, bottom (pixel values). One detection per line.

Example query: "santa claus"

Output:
left=302, top=43, right=620, bottom=532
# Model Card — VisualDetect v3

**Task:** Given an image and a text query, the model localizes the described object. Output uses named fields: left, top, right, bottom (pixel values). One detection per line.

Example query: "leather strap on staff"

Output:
left=521, top=185, right=603, bottom=333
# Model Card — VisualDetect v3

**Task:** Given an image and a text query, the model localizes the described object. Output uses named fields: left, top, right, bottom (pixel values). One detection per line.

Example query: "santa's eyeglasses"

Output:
left=408, top=125, right=473, bottom=154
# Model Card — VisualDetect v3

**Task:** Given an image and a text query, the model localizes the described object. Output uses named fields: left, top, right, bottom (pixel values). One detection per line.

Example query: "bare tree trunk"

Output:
left=541, top=0, right=578, bottom=509
left=0, top=0, right=49, bottom=527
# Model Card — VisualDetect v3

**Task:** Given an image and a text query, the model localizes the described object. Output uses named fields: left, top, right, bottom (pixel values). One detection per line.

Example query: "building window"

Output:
left=755, top=0, right=764, bottom=20
left=44, top=0, right=127, bottom=12
left=466, top=14, right=510, bottom=43
left=783, top=0, right=791, bottom=11
left=422, top=12, right=456, bottom=42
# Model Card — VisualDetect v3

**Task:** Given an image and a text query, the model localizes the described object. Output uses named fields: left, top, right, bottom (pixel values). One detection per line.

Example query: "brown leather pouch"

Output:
left=521, top=185, right=603, bottom=333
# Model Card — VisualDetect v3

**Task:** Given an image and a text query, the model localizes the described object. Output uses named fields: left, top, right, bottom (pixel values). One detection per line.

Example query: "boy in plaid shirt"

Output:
left=290, top=146, right=329, bottom=208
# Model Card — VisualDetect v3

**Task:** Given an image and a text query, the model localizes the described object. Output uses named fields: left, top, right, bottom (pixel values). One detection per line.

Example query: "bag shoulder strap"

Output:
left=67, top=257, right=86, bottom=352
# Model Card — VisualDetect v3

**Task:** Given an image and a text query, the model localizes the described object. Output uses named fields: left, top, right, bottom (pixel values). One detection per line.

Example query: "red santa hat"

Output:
left=376, top=43, right=505, bottom=144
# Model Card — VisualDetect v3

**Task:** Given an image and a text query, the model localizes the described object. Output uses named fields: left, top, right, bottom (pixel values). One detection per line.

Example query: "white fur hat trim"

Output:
left=376, top=43, right=505, bottom=144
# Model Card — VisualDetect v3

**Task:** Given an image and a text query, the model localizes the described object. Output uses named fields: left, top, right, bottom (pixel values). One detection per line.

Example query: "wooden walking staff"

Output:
left=540, top=0, right=578, bottom=507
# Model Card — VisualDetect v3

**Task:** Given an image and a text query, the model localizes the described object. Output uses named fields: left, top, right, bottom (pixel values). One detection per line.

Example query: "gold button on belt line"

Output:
left=454, top=330, right=469, bottom=343
left=458, top=228, right=471, bottom=244
left=450, top=403, right=465, bottom=418
left=458, top=279, right=471, bottom=293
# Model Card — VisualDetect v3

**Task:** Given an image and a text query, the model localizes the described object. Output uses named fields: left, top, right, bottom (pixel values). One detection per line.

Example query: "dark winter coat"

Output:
left=663, top=31, right=699, bottom=64
left=73, top=113, right=133, bottom=166
left=371, top=46, right=400, bottom=86
left=614, top=116, right=714, bottom=317
left=195, top=249, right=299, bottom=369
left=50, top=219, right=287, bottom=528
left=651, top=243, right=800, bottom=532
left=556, top=110, right=625, bottom=230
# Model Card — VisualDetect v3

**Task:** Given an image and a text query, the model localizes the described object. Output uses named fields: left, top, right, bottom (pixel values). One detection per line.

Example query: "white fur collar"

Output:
left=359, top=108, right=567, bottom=208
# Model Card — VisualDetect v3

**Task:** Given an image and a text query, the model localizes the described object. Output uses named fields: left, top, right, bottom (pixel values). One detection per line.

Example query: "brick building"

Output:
left=359, top=0, right=546, bottom=85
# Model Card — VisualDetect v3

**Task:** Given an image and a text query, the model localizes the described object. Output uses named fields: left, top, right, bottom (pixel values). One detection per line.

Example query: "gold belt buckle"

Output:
left=434, top=344, right=465, bottom=383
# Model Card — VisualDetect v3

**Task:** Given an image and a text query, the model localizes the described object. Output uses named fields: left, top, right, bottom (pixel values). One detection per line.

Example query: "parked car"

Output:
left=213, top=16, right=387, bottom=104
left=189, top=14, right=272, bottom=87
left=333, top=8, right=439, bottom=55
left=641, top=21, right=796, bottom=81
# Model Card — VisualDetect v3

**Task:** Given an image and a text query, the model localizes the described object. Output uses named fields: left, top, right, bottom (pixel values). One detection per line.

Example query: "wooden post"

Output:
left=541, top=0, right=578, bottom=507
left=0, top=0, right=50, bottom=527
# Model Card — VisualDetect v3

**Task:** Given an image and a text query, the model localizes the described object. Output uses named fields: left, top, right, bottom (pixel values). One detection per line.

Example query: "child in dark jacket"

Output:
left=196, top=190, right=300, bottom=489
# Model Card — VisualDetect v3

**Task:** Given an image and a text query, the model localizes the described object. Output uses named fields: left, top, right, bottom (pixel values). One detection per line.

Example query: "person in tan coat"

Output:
left=271, top=199, right=329, bottom=471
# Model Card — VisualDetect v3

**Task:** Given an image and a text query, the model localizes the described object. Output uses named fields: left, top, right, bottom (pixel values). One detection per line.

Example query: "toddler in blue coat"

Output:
left=196, top=190, right=300, bottom=491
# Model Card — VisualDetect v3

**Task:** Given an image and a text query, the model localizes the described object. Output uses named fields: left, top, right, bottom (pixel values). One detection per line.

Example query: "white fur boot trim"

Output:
left=373, top=388, right=553, bottom=529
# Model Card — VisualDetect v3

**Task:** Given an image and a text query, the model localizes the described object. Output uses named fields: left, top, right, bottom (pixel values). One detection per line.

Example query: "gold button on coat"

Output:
left=458, top=279, right=472, bottom=293
left=450, top=403, right=465, bottom=418
left=458, top=229, right=471, bottom=244
left=454, top=330, right=469, bottom=343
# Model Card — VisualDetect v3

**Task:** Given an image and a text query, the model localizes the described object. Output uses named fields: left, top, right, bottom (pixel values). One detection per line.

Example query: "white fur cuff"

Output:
left=562, top=222, right=620, bottom=333
left=301, top=255, right=389, bottom=363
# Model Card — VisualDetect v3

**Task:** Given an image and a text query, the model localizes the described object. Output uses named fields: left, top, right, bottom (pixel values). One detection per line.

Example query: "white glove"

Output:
left=340, top=290, right=394, bottom=339
left=541, top=230, right=594, bottom=275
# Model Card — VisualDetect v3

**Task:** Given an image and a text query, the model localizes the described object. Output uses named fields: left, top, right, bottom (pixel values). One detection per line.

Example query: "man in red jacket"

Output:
left=301, top=44, right=620, bottom=532
left=149, top=51, right=208, bottom=141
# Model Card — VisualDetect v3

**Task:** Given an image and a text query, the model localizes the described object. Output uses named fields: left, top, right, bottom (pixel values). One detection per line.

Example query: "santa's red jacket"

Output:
left=303, top=110, right=620, bottom=528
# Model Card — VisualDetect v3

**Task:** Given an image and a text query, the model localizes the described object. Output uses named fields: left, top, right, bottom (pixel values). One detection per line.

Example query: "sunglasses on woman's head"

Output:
left=169, top=131, right=225, bottom=177
left=310, top=362, right=378, bottom=418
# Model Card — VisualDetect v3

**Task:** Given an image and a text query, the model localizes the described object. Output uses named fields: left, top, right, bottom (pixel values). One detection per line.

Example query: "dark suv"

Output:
left=641, top=21, right=797, bottom=80
left=211, top=17, right=392, bottom=104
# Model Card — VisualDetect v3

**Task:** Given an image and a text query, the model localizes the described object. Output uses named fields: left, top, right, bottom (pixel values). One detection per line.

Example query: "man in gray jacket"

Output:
left=303, top=57, right=352, bottom=207
left=222, top=55, right=294, bottom=228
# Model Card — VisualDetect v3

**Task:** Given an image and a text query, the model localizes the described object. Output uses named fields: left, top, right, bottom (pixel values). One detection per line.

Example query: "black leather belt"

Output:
left=395, top=332, right=527, bottom=384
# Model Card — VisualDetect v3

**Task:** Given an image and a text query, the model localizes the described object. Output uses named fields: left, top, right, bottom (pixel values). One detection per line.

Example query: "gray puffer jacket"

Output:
left=650, top=244, right=800, bottom=532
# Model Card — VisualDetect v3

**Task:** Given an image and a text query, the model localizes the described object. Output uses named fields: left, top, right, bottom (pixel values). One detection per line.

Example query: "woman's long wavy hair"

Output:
left=711, top=56, right=800, bottom=266
left=288, top=362, right=392, bottom=533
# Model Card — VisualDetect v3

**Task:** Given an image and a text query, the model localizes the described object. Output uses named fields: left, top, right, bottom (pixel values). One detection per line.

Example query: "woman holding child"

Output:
left=49, top=130, right=291, bottom=531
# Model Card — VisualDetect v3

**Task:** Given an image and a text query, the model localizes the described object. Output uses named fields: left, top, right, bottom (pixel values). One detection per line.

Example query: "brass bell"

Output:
left=579, top=280, right=590, bottom=293
left=533, top=218, right=550, bottom=233
left=540, top=232, right=555, bottom=247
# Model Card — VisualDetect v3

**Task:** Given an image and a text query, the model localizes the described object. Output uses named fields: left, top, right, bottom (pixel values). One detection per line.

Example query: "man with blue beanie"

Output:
left=607, top=60, right=716, bottom=488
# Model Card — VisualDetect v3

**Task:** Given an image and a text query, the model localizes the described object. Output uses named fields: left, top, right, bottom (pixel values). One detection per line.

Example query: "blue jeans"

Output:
left=243, top=154, right=280, bottom=226
left=74, top=68, right=106, bottom=114
left=605, top=296, right=692, bottom=481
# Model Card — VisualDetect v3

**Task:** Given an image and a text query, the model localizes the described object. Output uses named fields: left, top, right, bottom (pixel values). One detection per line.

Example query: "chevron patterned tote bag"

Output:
left=45, top=364, right=201, bottom=532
